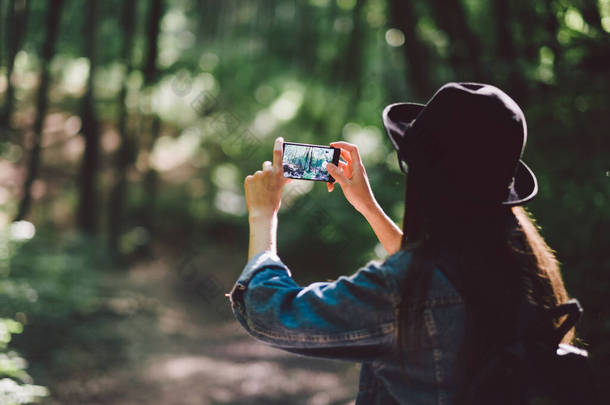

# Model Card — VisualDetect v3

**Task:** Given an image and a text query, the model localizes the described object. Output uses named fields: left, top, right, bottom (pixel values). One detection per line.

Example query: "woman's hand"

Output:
left=244, top=137, right=290, bottom=260
left=326, top=141, right=403, bottom=256
left=326, top=141, right=376, bottom=215
left=244, top=137, right=290, bottom=220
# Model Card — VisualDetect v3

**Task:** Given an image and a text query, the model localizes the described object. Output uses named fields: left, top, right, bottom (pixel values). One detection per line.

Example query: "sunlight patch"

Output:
left=10, top=221, right=35, bottom=241
left=146, top=353, right=352, bottom=404
left=252, top=110, right=278, bottom=136
left=342, top=123, right=384, bottom=163
left=211, top=163, right=241, bottom=191
left=61, top=58, right=90, bottom=95
left=214, top=190, right=246, bottom=216
left=270, top=89, right=303, bottom=121
left=150, top=130, right=202, bottom=172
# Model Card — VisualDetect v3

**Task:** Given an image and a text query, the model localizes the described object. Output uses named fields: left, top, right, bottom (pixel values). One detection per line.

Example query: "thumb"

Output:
left=326, top=163, right=348, bottom=186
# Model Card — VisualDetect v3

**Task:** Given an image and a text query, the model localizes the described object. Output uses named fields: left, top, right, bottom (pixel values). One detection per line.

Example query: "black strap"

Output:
left=547, top=298, right=582, bottom=346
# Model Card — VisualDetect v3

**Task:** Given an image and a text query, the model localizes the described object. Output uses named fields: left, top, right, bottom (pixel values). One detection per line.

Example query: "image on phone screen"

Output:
left=282, top=142, right=340, bottom=182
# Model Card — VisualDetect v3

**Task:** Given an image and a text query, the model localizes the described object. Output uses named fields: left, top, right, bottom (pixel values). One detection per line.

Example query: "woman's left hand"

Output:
left=244, top=137, right=290, bottom=219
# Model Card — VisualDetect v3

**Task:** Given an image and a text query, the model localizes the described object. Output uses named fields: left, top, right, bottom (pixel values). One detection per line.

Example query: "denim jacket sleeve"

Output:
left=229, top=250, right=413, bottom=362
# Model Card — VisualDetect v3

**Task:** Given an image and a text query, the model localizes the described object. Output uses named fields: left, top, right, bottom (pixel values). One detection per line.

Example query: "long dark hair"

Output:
left=396, top=167, right=572, bottom=392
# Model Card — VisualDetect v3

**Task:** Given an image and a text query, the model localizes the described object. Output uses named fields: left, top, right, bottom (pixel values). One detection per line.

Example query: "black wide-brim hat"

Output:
left=382, top=82, right=538, bottom=206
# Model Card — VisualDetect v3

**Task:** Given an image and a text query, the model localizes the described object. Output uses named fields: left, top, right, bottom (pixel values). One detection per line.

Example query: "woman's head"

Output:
left=383, top=82, right=538, bottom=212
left=386, top=83, right=570, bottom=322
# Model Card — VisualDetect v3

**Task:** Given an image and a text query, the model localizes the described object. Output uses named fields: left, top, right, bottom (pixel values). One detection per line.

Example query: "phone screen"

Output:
left=282, top=142, right=340, bottom=182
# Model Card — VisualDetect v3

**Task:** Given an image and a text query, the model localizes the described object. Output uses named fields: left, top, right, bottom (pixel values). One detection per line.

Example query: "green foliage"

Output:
left=0, top=318, right=48, bottom=405
left=0, top=228, right=125, bottom=400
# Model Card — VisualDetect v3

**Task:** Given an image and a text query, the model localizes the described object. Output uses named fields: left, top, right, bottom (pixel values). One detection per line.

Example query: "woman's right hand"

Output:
left=327, top=141, right=403, bottom=255
left=326, top=141, right=377, bottom=215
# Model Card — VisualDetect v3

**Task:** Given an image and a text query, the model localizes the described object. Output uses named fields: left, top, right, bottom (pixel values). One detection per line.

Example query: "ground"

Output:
left=47, top=257, right=359, bottom=405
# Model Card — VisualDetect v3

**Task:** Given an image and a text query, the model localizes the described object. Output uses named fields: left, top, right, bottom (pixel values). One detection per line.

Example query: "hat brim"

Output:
left=502, top=160, right=538, bottom=206
left=382, top=103, right=538, bottom=207
left=382, top=102, right=425, bottom=153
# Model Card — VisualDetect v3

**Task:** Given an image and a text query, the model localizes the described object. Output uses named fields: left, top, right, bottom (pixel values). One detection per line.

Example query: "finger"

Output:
left=338, top=148, right=352, bottom=164
left=338, top=160, right=352, bottom=178
left=326, top=163, right=348, bottom=186
left=244, top=175, right=253, bottom=192
left=327, top=181, right=334, bottom=192
left=330, top=141, right=358, bottom=150
left=262, top=160, right=272, bottom=171
left=330, top=143, right=352, bottom=164
left=273, top=137, right=284, bottom=171
left=330, top=141, right=361, bottom=166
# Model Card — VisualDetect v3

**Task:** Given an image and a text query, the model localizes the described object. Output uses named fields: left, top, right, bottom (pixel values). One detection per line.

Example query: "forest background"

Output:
left=1, top=0, right=609, bottom=404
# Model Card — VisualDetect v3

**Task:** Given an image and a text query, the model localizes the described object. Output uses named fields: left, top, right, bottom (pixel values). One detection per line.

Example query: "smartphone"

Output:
left=282, top=142, right=340, bottom=183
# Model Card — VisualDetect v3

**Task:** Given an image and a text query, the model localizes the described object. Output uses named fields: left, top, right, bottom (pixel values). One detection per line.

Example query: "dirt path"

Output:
left=55, top=258, right=360, bottom=405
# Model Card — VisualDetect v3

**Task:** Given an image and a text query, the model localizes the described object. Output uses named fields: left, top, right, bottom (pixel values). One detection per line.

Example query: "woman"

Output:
left=228, top=82, right=572, bottom=404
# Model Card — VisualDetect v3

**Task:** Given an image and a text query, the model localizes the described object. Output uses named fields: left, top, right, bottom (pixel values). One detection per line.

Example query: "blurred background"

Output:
left=0, top=0, right=608, bottom=404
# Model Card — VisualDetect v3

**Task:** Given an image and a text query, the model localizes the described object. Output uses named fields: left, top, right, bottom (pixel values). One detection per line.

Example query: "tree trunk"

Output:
left=296, top=0, right=317, bottom=69
left=515, top=0, right=540, bottom=66
left=77, top=0, right=100, bottom=235
left=578, top=0, right=604, bottom=33
left=255, top=0, right=274, bottom=46
left=0, top=0, right=4, bottom=68
left=143, top=0, right=163, bottom=88
left=332, top=0, right=367, bottom=121
left=108, top=0, right=138, bottom=260
left=142, top=0, right=163, bottom=236
left=491, top=0, right=528, bottom=103
left=333, top=0, right=366, bottom=85
left=2, top=0, right=30, bottom=127
left=542, top=0, right=562, bottom=73
left=196, top=0, right=212, bottom=41
left=389, top=0, right=433, bottom=100
left=429, top=0, right=484, bottom=80
left=14, top=0, right=63, bottom=221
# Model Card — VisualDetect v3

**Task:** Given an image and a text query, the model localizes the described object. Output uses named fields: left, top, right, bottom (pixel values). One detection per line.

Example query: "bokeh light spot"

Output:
left=385, top=28, right=405, bottom=47
left=337, top=0, right=356, bottom=11
left=10, top=221, right=36, bottom=241
left=270, top=90, right=303, bottom=121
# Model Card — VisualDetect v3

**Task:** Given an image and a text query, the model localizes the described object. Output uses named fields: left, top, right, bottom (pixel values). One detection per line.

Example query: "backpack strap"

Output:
left=546, top=298, right=582, bottom=346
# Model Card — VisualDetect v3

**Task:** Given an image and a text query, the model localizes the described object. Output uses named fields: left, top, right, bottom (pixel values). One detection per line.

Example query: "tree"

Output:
left=491, top=0, right=528, bottom=103
left=543, top=0, right=562, bottom=69
left=296, top=0, right=317, bottom=69
left=77, top=0, right=101, bottom=234
left=2, top=0, right=30, bottom=128
left=332, top=0, right=367, bottom=121
left=141, top=0, right=164, bottom=236
left=14, top=0, right=63, bottom=221
left=428, top=0, right=484, bottom=80
left=577, top=0, right=604, bottom=33
left=332, top=0, right=367, bottom=86
left=0, top=0, right=4, bottom=70
left=108, top=0, right=138, bottom=260
left=514, top=0, right=541, bottom=66
left=389, top=0, right=434, bottom=100
left=195, top=0, right=216, bottom=41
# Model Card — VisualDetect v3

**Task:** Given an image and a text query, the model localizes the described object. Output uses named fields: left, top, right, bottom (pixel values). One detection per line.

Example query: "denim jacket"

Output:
left=228, top=250, right=465, bottom=405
